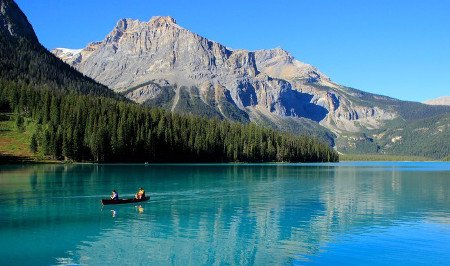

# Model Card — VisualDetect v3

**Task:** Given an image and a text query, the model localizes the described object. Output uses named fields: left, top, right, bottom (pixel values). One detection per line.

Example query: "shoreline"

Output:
left=1, top=160, right=448, bottom=166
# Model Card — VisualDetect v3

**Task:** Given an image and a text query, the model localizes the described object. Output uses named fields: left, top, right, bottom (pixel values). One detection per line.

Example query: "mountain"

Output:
left=48, top=17, right=405, bottom=134
left=1, top=1, right=338, bottom=163
left=0, top=0, right=120, bottom=98
left=52, top=16, right=450, bottom=158
left=424, top=96, right=450, bottom=106
left=50, top=18, right=353, bottom=130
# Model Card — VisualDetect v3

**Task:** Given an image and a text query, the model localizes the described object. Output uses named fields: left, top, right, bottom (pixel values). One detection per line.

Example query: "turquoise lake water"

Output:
left=0, top=162, right=449, bottom=265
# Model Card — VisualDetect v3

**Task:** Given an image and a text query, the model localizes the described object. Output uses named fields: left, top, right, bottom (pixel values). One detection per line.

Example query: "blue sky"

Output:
left=16, top=0, right=450, bottom=102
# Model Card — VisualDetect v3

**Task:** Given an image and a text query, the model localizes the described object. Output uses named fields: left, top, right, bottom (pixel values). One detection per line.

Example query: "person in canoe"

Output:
left=110, top=190, right=119, bottom=200
left=135, top=187, right=145, bottom=199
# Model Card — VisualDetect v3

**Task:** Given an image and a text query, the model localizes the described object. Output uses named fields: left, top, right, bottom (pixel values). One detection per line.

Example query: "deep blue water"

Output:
left=0, top=162, right=449, bottom=265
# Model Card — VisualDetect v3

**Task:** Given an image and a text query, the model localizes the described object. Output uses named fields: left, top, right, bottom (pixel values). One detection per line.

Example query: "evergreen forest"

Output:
left=0, top=81, right=338, bottom=163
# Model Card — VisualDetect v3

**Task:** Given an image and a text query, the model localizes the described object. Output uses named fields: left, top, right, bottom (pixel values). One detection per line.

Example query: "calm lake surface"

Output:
left=1, top=162, right=449, bottom=265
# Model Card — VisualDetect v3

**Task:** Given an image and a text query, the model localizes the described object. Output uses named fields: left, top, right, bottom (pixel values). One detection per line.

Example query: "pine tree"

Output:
left=30, top=132, right=38, bottom=153
left=15, top=114, right=25, bottom=132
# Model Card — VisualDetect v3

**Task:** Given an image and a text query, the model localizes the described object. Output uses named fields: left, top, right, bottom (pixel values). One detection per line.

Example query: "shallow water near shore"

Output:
left=1, top=162, right=450, bottom=265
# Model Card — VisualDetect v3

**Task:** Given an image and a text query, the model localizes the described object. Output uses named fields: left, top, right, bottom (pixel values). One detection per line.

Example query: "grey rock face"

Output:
left=52, top=16, right=398, bottom=136
left=423, top=96, right=450, bottom=106
left=0, top=0, right=38, bottom=41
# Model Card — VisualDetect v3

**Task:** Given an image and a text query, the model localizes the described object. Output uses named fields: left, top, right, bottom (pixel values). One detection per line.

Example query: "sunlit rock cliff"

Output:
left=52, top=16, right=450, bottom=154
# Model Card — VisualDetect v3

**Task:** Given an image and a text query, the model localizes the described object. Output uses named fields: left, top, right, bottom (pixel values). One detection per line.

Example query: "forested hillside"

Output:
left=0, top=0, right=120, bottom=99
left=379, top=114, right=450, bottom=159
left=0, top=81, right=338, bottom=162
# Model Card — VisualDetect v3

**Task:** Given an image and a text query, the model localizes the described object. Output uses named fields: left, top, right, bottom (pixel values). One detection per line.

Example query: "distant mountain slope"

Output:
left=424, top=96, right=450, bottom=106
left=52, top=16, right=450, bottom=157
left=379, top=113, right=450, bottom=159
left=0, top=0, right=120, bottom=99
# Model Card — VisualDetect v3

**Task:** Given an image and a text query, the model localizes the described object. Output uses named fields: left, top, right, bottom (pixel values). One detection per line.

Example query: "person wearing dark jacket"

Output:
left=110, top=190, right=119, bottom=200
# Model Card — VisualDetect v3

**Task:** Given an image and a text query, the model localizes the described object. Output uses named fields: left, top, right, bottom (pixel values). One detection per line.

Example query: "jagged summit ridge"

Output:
left=111, top=16, right=182, bottom=37
left=52, top=16, right=328, bottom=89
left=149, top=16, right=177, bottom=25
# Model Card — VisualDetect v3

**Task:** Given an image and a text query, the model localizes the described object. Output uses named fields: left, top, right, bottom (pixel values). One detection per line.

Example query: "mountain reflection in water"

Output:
left=0, top=163, right=449, bottom=265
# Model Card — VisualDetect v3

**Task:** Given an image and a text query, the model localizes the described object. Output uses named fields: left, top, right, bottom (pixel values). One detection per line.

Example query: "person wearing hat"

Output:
left=135, top=187, right=145, bottom=199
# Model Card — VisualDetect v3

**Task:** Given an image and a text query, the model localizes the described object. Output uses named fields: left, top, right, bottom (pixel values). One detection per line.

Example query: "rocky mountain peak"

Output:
left=266, top=47, right=292, bottom=58
left=54, top=14, right=397, bottom=137
left=106, top=18, right=140, bottom=42
left=254, top=47, right=332, bottom=84
left=149, top=16, right=177, bottom=26
left=255, top=47, right=294, bottom=65
left=114, top=18, right=140, bottom=31
left=105, top=16, right=183, bottom=45
left=0, top=0, right=38, bottom=41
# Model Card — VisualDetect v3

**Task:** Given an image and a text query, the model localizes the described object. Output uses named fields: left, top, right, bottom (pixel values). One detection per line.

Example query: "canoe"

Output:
left=101, top=196, right=150, bottom=205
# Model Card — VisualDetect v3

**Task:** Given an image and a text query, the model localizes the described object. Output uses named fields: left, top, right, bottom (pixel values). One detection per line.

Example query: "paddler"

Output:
left=135, top=187, right=145, bottom=199
left=110, top=190, right=119, bottom=200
